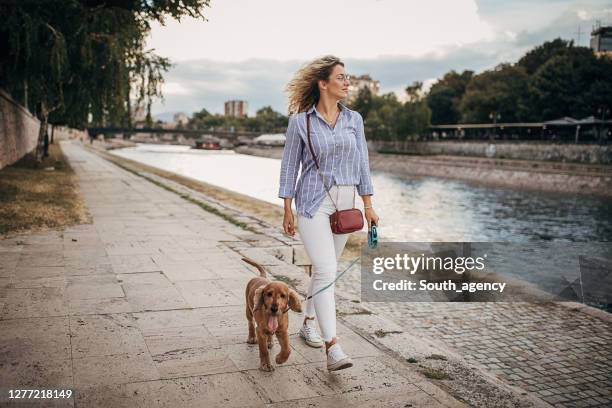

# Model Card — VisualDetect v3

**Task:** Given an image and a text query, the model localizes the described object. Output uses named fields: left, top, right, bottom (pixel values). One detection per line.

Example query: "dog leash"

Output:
left=305, top=256, right=361, bottom=301
left=305, top=225, right=378, bottom=301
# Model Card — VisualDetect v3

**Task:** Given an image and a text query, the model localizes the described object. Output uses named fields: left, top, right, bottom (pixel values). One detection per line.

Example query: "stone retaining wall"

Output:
left=0, top=88, right=40, bottom=169
left=0, top=89, right=88, bottom=169
left=371, top=140, right=612, bottom=164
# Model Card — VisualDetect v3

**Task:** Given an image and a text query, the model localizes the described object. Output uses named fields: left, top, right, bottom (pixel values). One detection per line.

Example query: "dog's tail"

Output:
left=242, top=257, right=267, bottom=278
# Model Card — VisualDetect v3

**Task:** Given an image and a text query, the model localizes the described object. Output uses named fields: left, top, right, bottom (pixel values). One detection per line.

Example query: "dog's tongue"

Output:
left=268, top=316, right=278, bottom=333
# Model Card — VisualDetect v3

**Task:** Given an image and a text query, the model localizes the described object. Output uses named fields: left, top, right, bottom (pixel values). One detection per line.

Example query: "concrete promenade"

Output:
left=0, top=141, right=466, bottom=407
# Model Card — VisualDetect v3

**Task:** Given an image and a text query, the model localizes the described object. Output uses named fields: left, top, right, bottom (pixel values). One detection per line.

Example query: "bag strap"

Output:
left=305, top=112, right=356, bottom=210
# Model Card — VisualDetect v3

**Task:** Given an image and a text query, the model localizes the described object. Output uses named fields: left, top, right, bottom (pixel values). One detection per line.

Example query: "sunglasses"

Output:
left=368, top=223, right=378, bottom=249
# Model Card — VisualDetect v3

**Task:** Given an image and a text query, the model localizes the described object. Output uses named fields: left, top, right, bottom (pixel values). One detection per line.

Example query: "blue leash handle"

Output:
left=368, top=224, right=378, bottom=249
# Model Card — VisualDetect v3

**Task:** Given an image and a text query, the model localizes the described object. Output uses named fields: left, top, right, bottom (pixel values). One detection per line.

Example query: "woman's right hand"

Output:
left=283, top=210, right=296, bottom=236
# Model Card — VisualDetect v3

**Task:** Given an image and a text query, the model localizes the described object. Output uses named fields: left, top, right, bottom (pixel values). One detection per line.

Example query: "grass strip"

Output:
left=0, top=144, right=90, bottom=236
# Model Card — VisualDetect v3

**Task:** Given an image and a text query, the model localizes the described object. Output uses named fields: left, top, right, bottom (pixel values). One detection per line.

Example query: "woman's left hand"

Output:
left=364, top=207, right=380, bottom=229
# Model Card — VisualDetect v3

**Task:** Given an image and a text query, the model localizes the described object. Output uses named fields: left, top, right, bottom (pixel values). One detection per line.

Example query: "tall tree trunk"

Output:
left=23, top=79, right=28, bottom=110
left=125, top=87, right=132, bottom=140
left=35, top=101, right=49, bottom=161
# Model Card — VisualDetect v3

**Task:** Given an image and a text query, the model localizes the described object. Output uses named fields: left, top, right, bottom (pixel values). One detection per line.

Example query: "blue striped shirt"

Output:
left=278, top=102, right=374, bottom=219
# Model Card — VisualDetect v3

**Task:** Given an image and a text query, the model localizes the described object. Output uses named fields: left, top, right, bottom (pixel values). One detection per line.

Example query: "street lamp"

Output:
left=489, top=111, right=501, bottom=140
left=597, top=106, right=610, bottom=142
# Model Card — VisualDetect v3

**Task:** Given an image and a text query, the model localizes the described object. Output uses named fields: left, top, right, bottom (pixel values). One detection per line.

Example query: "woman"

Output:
left=278, top=55, right=380, bottom=371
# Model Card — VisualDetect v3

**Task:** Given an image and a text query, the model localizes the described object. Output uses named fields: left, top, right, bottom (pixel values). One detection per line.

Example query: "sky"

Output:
left=145, top=0, right=612, bottom=120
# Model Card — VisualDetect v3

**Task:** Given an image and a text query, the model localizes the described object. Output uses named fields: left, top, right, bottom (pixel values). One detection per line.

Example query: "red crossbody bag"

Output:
left=305, top=112, right=364, bottom=234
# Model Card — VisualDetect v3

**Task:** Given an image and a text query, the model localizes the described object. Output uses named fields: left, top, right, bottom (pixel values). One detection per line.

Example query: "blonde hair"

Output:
left=285, top=55, right=344, bottom=115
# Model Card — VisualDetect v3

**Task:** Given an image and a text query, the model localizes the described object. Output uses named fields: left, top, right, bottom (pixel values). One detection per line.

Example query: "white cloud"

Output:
left=146, top=0, right=494, bottom=62
left=162, top=82, right=192, bottom=95
left=577, top=10, right=590, bottom=20
left=504, top=30, right=517, bottom=41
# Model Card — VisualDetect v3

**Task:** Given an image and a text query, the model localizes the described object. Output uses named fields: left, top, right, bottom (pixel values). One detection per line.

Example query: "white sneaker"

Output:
left=299, top=320, right=324, bottom=348
left=326, top=343, right=353, bottom=371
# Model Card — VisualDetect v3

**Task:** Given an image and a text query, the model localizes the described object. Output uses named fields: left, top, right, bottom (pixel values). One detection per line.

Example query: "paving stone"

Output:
left=72, top=351, right=159, bottom=387
left=225, top=342, right=309, bottom=371
left=10, top=276, right=67, bottom=289
left=244, top=364, right=328, bottom=402
left=175, top=280, right=242, bottom=308
left=120, top=273, right=189, bottom=312
left=152, top=345, right=238, bottom=379
left=109, top=254, right=160, bottom=274
left=66, top=274, right=124, bottom=300
left=63, top=262, right=114, bottom=276
left=132, top=309, right=208, bottom=331
left=0, top=317, right=71, bottom=361
left=0, top=251, right=21, bottom=277
left=151, top=257, right=219, bottom=281
left=196, top=305, right=252, bottom=344
left=12, top=266, right=65, bottom=280
left=1, top=287, right=67, bottom=319
left=264, top=389, right=444, bottom=408
left=68, top=296, right=133, bottom=315
left=0, top=358, right=73, bottom=388
left=76, top=372, right=266, bottom=408
left=265, top=245, right=294, bottom=264
left=63, top=248, right=108, bottom=263
left=142, top=325, right=219, bottom=355
left=17, top=252, right=64, bottom=268
left=69, top=314, right=148, bottom=358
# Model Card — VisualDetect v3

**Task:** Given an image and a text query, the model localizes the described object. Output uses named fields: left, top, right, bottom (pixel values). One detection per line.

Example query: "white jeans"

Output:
left=297, top=184, right=357, bottom=342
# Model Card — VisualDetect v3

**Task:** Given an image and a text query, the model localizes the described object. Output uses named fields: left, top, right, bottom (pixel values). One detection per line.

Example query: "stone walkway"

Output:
left=0, top=141, right=465, bottom=407
left=360, top=302, right=612, bottom=408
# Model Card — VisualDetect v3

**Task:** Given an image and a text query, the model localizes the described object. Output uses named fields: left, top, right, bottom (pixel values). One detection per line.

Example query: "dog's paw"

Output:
left=259, top=363, right=275, bottom=372
left=247, top=336, right=257, bottom=344
left=275, top=353, right=289, bottom=364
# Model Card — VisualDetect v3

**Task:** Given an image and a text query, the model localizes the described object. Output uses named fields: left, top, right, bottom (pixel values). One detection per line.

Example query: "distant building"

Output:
left=224, top=100, right=248, bottom=118
left=173, top=112, right=189, bottom=126
left=590, top=24, right=612, bottom=58
left=347, top=74, right=380, bottom=103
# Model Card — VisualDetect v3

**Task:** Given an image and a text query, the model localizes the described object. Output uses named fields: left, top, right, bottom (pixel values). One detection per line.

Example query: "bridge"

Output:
left=86, top=127, right=270, bottom=140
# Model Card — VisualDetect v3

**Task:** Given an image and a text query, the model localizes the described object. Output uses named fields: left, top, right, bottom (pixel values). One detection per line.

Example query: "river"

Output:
left=110, top=143, right=612, bottom=243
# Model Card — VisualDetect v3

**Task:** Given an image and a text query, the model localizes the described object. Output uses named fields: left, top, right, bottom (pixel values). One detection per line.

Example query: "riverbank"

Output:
left=0, top=143, right=90, bottom=236
left=235, top=145, right=612, bottom=198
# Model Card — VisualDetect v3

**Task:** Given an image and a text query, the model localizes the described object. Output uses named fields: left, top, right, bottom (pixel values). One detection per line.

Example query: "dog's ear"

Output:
left=253, top=287, right=265, bottom=312
left=288, top=289, right=302, bottom=313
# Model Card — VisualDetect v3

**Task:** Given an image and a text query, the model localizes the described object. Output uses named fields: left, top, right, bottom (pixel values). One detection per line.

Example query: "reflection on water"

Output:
left=111, top=144, right=612, bottom=243
left=376, top=174, right=612, bottom=242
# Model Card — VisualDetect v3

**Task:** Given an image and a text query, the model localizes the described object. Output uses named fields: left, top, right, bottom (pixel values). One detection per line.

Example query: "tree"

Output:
left=405, top=81, right=423, bottom=101
left=458, top=63, right=530, bottom=123
left=349, top=87, right=374, bottom=119
left=529, top=46, right=612, bottom=120
left=252, top=106, right=288, bottom=132
left=426, top=70, right=473, bottom=124
left=363, top=93, right=403, bottom=141
left=0, top=0, right=210, bottom=157
left=517, top=38, right=572, bottom=75
left=186, top=106, right=288, bottom=133
left=399, top=82, right=431, bottom=138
